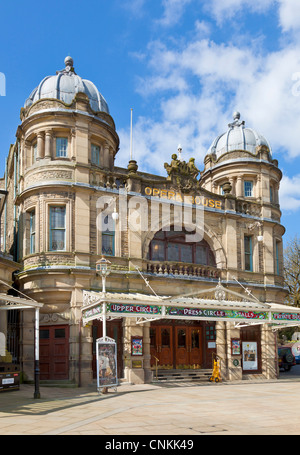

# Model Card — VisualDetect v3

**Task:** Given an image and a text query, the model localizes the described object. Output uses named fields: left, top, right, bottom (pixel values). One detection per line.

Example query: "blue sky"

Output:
left=1, top=0, right=300, bottom=244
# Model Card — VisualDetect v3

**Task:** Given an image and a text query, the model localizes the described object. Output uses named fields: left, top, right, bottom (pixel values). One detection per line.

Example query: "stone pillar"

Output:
left=229, top=177, right=236, bottom=195
left=123, top=318, right=145, bottom=384
left=99, top=145, right=104, bottom=168
left=0, top=312, right=7, bottom=357
left=103, top=143, right=110, bottom=169
left=44, top=130, right=52, bottom=159
left=21, top=309, right=35, bottom=381
left=236, top=176, right=243, bottom=197
left=109, top=149, right=114, bottom=170
left=24, top=140, right=30, bottom=169
left=36, top=132, right=44, bottom=160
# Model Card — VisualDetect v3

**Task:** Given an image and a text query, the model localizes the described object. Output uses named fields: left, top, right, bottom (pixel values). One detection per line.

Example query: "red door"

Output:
left=175, top=327, right=202, bottom=368
left=190, top=327, right=202, bottom=366
left=40, top=325, right=69, bottom=380
left=150, top=326, right=173, bottom=368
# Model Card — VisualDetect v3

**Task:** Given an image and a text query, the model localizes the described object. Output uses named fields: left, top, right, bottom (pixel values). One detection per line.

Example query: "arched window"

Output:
left=149, top=229, right=216, bottom=266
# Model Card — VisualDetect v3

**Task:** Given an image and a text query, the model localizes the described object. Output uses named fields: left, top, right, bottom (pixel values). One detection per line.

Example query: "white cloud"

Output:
left=279, top=174, right=300, bottom=211
left=204, top=0, right=275, bottom=24
left=278, top=0, right=300, bottom=32
left=122, top=19, right=300, bottom=177
left=156, top=0, right=193, bottom=27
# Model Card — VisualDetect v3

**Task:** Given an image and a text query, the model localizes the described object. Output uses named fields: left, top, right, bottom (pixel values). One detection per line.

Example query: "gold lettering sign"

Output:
left=144, top=187, right=223, bottom=210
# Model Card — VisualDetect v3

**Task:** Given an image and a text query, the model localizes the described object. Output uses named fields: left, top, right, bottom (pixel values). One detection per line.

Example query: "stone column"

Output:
left=236, top=176, right=243, bottom=197
left=36, top=132, right=44, bottom=160
left=103, top=143, right=110, bottom=169
left=44, top=130, right=52, bottom=159
left=123, top=318, right=145, bottom=384
left=99, top=145, right=104, bottom=168
left=0, top=312, right=7, bottom=357
left=229, top=177, right=236, bottom=196
left=24, top=140, right=30, bottom=169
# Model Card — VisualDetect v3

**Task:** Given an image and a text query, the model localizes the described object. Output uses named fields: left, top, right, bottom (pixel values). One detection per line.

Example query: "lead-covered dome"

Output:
left=207, top=112, right=271, bottom=159
left=24, top=56, right=109, bottom=114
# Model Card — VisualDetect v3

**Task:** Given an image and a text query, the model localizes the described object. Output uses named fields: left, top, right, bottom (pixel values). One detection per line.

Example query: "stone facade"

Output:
left=0, top=59, right=287, bottom=385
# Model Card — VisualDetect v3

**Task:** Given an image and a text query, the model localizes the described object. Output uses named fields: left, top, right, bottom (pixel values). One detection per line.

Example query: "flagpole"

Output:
left=130, top=108, right=133, bottom=160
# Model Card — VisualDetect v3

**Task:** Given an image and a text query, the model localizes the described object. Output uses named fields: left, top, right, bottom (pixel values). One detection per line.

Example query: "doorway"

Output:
left=150, top=321, right=205, bottom=369
left=39, top=325, right=69, bottom=380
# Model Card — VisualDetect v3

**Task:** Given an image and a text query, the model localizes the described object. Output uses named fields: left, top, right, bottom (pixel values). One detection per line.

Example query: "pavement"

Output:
left=1, top=373, right=300, bottom=437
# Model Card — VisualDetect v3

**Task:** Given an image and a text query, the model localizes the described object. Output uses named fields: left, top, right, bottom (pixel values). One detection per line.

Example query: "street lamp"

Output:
left=96, top=256, right=111, bottom=294
left=96, top=256, right=111, bottom=339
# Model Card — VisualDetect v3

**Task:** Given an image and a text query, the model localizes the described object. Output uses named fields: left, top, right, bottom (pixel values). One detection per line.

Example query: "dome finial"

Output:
left=56, top=56, right=76, bottom=75
left=228, top=111, right=244, bottom=128
left=64, top=56, right=74, bottom=68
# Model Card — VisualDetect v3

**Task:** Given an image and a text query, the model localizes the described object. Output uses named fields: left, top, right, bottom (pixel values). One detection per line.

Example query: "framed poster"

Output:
left=242, top=341, right=258, bottom=371
left=96, top=337, right=118, bottom=390
left=131, top=336, right=143, bottom=356
left=231, top=338, right=241, bottom=356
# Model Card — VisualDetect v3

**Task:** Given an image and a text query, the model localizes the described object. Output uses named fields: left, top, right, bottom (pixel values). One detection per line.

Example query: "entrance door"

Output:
left=39, top=325, right=69, bottom=380
left=190, top=328, right=202, bottom=366
left=175, top=326, right=202, bottom=368
left=150, top=326, right=173, bottom=367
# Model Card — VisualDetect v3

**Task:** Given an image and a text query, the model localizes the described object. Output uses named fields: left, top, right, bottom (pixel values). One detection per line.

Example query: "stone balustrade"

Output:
left=146, top=260, right=220, bottom=279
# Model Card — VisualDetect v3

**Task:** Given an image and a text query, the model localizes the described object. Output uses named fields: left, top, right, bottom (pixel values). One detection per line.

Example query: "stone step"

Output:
left=153, top=369, right=212, bottom=382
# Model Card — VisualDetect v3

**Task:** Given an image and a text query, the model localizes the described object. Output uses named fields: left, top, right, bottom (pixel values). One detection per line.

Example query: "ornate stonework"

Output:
left=164, top=154, right=200, bottom=193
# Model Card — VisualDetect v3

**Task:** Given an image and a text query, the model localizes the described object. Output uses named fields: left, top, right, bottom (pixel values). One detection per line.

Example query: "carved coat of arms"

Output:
left=164, top=154, right=200, bottom=193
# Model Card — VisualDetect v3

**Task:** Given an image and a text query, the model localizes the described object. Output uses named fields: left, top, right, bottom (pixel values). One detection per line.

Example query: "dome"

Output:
left=207, top=112, right=271, bottom=159
left=24, top=56, right=109, bottom=114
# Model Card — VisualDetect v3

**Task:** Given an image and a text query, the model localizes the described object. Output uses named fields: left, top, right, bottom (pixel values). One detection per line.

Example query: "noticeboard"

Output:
left=96, top=337, right=118, bottom=391
left=242, top=341, right=258, bottom=371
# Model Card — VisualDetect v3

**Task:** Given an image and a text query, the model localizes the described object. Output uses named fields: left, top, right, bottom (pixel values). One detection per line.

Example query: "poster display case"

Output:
left=96, top=336, right=118, bottom=392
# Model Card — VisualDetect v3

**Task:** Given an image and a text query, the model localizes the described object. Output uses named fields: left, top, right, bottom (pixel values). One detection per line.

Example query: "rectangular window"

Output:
left=244, top=236, right=253, bottom=271
left=30, top=211, right=35, bottom=254
left=276, top=241, right=280, bottom=275
left=101, top=214, right=115, bottom=256
left=49, top=206, right=66, bottom=251
left=244, top=181, right=253, bottom=197
left=91, top=144, right=100, bottom=166
left=56, top=138, right=68, bottom=158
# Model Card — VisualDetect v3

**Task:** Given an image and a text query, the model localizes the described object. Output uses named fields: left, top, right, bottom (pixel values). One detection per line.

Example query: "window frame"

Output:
left=244, top=180, right=253, bottom=197
left=29, top=210, right=36, bottom=254
left=91, top=143, right=100, bottom=166
left=244, top=235, right=253, bottom=272
left=49, top=205, right=66, bottom=252
left=55, top=137, right=68, bottom=158
left=149, top=230, right=216, bottom=266
left=101, top=213, right=115, bottom=256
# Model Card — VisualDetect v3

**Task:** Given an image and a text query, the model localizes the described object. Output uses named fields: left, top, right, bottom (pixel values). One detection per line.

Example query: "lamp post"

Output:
left=96, top=256, right=111, bottom=338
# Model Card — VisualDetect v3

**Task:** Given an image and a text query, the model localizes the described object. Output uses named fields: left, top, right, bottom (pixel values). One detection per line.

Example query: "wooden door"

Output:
left=40, top=325, right=69, bottom=380
left=175, top=326, right=202, bottom=368
left=176, top=327, right=189, bottom=366
left=190, top=327, right=202, bottom=366
left=150, top=326, right=173, bottom=367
